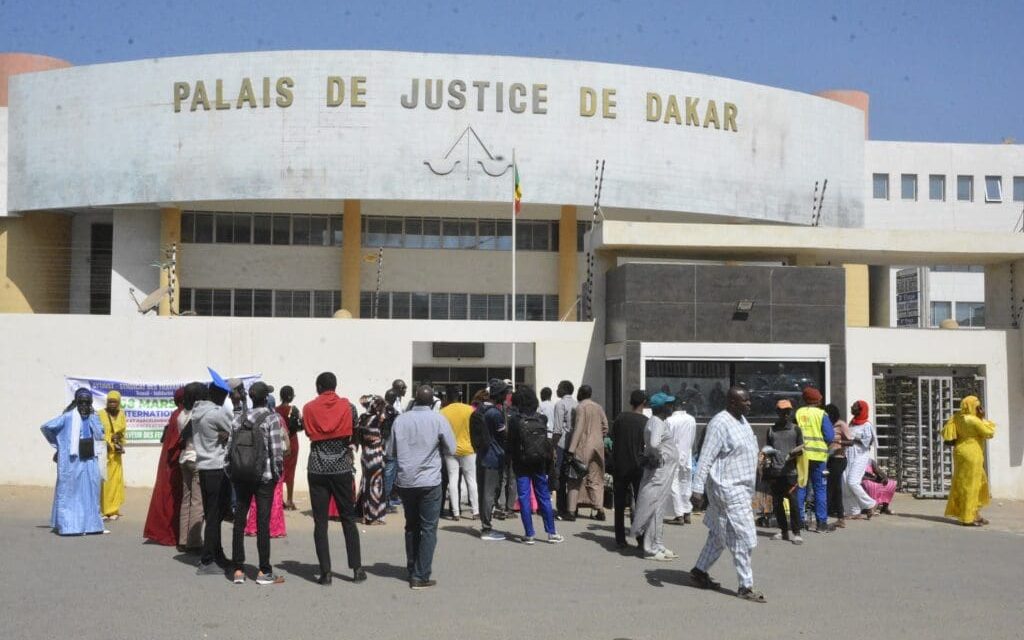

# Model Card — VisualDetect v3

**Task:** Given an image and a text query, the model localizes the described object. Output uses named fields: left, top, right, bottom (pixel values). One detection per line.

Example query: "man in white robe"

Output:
left=689, top=386, right=765, bottom=603
left=664, top=402, right=696, bottom=524
left=629, top=392, right=679, bottom=560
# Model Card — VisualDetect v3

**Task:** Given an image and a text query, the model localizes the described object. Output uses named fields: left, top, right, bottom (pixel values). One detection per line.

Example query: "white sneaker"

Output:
left=520, top=536, right=536, bottom=545
left=481, top=530, right=506, bottom=542
left=791, top=535, right=804, bottom=545
left=661, top=548, right=679, bottom=559
left=771, top=532, right=790, bottom=541
left=644, top=551, right=674, bottom=562
left=547, top=533, right=565, bottom=544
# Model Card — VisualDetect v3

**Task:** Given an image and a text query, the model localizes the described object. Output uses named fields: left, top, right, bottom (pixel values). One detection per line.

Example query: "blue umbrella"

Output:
left=207, top=366, right=231, bottom=392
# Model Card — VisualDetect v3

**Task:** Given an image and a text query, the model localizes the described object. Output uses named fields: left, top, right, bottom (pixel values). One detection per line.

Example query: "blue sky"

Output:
left=2, top=0, right=1020, bottom=143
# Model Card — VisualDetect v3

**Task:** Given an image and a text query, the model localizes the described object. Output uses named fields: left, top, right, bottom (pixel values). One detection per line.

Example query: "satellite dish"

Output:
left=129, top=286, right=170, bottom=314
left=333, top=309, right=353, bottom=319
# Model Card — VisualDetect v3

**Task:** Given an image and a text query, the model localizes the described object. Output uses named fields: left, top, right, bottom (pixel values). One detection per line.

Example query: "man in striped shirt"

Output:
left=689, top=386, right=765, bottom=603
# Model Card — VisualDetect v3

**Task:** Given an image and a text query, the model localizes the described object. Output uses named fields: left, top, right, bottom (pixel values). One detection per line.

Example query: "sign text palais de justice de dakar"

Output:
left=172, top=75, right=740, bottom=132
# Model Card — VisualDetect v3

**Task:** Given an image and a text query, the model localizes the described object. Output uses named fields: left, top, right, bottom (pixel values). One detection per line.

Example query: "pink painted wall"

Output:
left=0, top=53, right=72, bottom=106
left=816, top=90, right=869, bottom=138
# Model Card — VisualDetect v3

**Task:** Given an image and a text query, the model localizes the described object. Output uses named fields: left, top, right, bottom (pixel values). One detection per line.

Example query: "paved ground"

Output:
left=2, top=485, right=1022, bottom=640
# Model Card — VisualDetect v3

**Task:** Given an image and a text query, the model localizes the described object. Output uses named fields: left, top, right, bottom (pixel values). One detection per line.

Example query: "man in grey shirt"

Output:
left=387, top=385, right=456, bottom=590
left=191, top=382, right=234, bottom=575
left=552, top=380, right=578, bottom=518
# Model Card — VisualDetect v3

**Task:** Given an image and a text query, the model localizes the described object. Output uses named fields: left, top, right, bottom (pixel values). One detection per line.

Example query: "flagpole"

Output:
left=511, top=148, right=516, bottom=391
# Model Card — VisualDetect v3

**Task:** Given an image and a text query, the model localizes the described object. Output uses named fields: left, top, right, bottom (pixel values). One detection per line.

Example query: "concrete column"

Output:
left=843, top=264, right=869, bottom=327
left=341, top=199, right=362, bottom=316
left=111, top=210, right=160, bottom=317
left=0, top=212, right=71, bottom=313
left=558, top=204, right=577, bottom=321
left=159, top=207, right=181, bottom=316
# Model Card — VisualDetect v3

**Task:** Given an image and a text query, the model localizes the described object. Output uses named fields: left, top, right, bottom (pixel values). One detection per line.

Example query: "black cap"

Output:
left=248, top=381, right=275, bottom=403
left=488, top=378, right=509, bottom=398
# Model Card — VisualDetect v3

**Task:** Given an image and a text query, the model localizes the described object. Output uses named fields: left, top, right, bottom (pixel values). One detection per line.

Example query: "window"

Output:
left=194, top=213, right=214, bottom=243
left=365, top=217, right=386, bottom=248
left=1015, top=177, right=1024, bottom=202
left=272, top=215, right=290, bottom=245
left=956, top=302, right=985, bottom=328
left=309, top=216, right=328, bottom=246
left=459, top=219, right=477, bottom=249
left=544, top=294, right=559, bottom=321
left=181, top=212, right=195, bottom=242
left=496, top=220, right=512, bottom=251
left=901, top=174, right=917, bottom=200
left=422, top=218, right=442, bottom=248
left=253, top=289, right=273, bottom=317
left=252, top=214, right=272, bottom=244
left=314, top=290, right=335, bottom=318
left=212, top=289, right=232, bottom=316
left=233, top=214, right=252, bottom=244
left=430, top=293, right=450, bottom=320
left=292, top=215, right=311, bottom=245
left=291, top=290, right=311, bottom=317
left=450, top=293, right=468, bottom=320
left=215, top=213, right=233, bottom=243
left=193, top=289, right=213, bottom=316
left=385, top=218, right=404, bottom=248
left=872, top=173, right=889, bottom=200
left=576, top=221, right=591, bottom=252
left=179, top=288, right=192, bottom=312
left=478, top=220, right=496, bottom=250
left=984, top=176, right=1002, bottom=202
left=404, top=218, right=423, bottom=248
left=234, top=289, right=253, bottom=317
left=358, top=291, right=374, bottom=318
left=957, top=175, right=973, bottom=201
left=469, top=294, right=488, bottom=320
left=330, top=215, right=343, bottom=246
left=929, top=175, right=945, bottom=201
left=391, top=292, right=411, bottom=319
left=274, top=290, right=293, bottom=317
left=441, top=219, right=461, bottom=249
left=487, top=294, right=506, bottom=320
left=411, top=292, right=430, bottom=319
left=526, top=294, right=544, bottom=321
left=930, top=301, right=952, bottom=327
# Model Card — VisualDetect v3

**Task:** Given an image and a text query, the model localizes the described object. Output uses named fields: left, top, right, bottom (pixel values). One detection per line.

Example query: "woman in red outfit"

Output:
left=277, top=386, right=303, bottom=510
left=143, top=388, right=185, bottom=547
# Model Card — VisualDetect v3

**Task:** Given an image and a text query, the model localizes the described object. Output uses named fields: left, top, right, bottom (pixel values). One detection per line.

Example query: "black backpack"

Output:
left=469, top=406, right=493, bottom=454
left=517, top=415, right=551, bottom=466
left=229, top=412, right=271, bottom=483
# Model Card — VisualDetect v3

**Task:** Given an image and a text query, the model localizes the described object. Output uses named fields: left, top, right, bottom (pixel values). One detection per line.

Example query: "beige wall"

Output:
left=0, top=314, right=594, bottom=487
left=0, top=212, right=71, bottom=313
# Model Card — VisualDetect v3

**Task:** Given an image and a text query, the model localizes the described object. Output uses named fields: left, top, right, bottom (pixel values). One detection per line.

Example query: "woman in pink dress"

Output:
left=861, top=461, right=897, bottom=514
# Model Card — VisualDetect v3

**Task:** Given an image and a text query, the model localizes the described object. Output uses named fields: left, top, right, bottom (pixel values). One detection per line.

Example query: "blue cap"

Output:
left=649, top=392, right=675, bottom=409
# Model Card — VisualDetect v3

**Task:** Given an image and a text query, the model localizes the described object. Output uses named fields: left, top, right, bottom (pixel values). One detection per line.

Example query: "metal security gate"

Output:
left=873, top=367, right=985, bottom=498
left=915, top=377, right=954, bottom=498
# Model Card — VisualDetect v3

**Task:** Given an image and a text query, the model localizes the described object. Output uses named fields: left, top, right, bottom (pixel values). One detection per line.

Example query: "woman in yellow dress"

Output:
left=99, top=390, right=127, bottom=520
left=942, top=395, right=995, bottom=526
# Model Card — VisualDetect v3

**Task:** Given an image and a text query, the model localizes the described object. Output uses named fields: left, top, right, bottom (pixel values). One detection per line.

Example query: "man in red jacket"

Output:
left=303, top=371, right=365, bottom=585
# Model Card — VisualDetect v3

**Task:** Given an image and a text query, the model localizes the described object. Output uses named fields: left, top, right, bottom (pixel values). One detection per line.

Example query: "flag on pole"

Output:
left=513, top=161, right=522, bottom=216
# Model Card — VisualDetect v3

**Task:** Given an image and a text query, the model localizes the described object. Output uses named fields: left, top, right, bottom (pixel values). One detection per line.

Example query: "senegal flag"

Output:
left=513, top=162, right=522, bottom=215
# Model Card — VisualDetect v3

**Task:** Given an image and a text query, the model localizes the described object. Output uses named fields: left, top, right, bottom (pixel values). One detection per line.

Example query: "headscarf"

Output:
left=802, top=387, right=823, bottom=405
left=942, top=395, right=981, bottom=442
left=850, top=400, right=871, bottom=425
left=68, top=388, right=94, bottom=451
left=107, top=390, right=122, bottom=403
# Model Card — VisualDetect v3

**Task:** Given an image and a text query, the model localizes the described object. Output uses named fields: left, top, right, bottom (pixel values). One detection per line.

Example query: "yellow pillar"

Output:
left=0, top=212, right=72, bottom=313
left=342, top=199, right=362, bottom=316
left=844, top=263, right=870, bottom=327
left=159, top=207, right=182, bottom=316
left=558, top=205, right=578, bottom=321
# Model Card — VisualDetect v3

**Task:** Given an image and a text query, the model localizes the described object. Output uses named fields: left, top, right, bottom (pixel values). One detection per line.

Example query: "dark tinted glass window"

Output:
left=179, top=287, right=193, bottom=313
left=442, top=219, right=461, bottom=249
left=478, top=220, right=496, bottom=250
left=459, top=219, right=477, bottom=248
left=233, top=214, right=252, bottom=244
left=411, top=292, right=430, bottom=319
left=526, top=294, right=544, bottom=320
left=488, top=294, right=506, bottom=320
left=314, top=290, right=335, bottom=317
left=450, top=293, right=468, bottom=319
left=292, top=290, right=311, bottom=318
left=194, top=288, right=213, bottom=316
left=392, top=292, right=411, bottom=319
left=544, top=295, right=559, bottom=321
left=422, top=218, right=442, bottom=248
left=194, top=213, right=214, bottom=243
left=358, top=291, right=374, bottom=318
left=292, top=215, right=311, bottom=245
left=253, top=289, right=273, bottom=317
left=310, top=216, right=328, bottom=246
left=215, top=213, right=233, bottom=243
left=405, top=218, right=423, bottom=248
left=272, top=215, right=290, bottom=245
left=330, top=215, right=343, bottom=246
left=212, top=289, right=232, bottom=316
left=253, top=214, right=272, bottom=244
left=181, top=212, right=195, bottom=243
left=430, top=293, right=449, bottom=319
left=385, top=218, right=404, bottom=248
left=234, top=289, right=253, bottom=317
left=365, top=217, right=386, bottom=248
left=470, top=294, right=488, bottom=320
left=274, top=290, right=293, bottom=317
left=496, top=220, right=512, bottom=251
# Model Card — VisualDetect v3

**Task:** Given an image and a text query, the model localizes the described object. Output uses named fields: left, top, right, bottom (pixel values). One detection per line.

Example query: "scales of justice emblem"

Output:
left=424, top=126, right=512, bottom=179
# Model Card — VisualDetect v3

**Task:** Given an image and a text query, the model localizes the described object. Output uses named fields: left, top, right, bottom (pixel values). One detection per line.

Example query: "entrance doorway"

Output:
left=412, top=365, right=527, bottom=406
left=873, top=367, right=985, bottom=498
left=89, top=223, right=112, bottom=315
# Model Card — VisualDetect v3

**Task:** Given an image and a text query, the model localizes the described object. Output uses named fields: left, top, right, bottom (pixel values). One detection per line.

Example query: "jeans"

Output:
left=476, top=462, right=501, bottom=530
left=827, top=456, right=847, bottom=518
left=613, top=468, right=643, bottom=545
left=769, top=475, right=801, bottom=535
left=399, top=484, right=442, bottom=582
left=516, top=474, right=556, bottom=538
left=198, top=469, right=229, bottom=567
left=444, top=454, right=479, bottom=517
left=308, top=472, right=362, bottom=574
left=231, top=479, right=274, bottom=574
left=383, top=457, right=399, bottom=506
left=796, top=460, right=828, bottom=527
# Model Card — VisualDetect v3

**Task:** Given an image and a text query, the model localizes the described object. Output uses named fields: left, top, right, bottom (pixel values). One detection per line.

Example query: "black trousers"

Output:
left=827, top=456, right=847, bottom=518
left=613, top=468, right=643, bottom=545
left=232, top=479, right=274, bottom=574
left=476, top=462, right=500, bottom=529
left=555, top=447, right=569, bottom=515
left=770, top=475, right=802, bottom=535
left=309, top=472, right=362, bottom=574
left=198, top=469, right=230, bottom=566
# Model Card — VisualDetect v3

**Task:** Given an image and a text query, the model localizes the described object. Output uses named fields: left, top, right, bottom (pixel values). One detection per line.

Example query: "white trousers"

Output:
left=843, top=454, right=877, bottom=515
left=444, top=453, right=479, bottom=517
left=667, top=462, right=693, bottom=517
left=695, top=532, right=754, bottom=589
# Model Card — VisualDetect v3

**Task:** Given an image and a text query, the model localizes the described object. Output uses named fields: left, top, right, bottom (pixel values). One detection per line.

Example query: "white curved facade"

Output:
left=7, top=50, right=864, bottom=226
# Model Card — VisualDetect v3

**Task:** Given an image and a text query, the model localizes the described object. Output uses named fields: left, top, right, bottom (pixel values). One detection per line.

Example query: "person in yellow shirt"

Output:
left=440, top=389, right=479, bottom=520
left=943, top=396, right=996, bottom=526
left=99, top=390, right=127, bottom=520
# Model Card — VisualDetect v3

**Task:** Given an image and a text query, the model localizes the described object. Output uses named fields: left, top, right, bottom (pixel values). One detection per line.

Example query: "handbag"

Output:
left=566, top=454, right=588, bottom=479
left=78, top=437, right=96, bottom=460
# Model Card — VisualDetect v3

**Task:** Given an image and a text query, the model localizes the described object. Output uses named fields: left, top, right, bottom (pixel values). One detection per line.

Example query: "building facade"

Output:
left=1, top=50, right=1023, bottom=499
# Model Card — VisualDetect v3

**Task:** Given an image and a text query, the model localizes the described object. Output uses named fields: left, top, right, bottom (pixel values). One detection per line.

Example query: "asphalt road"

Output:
left=2, top=486, right=1022, bottom=640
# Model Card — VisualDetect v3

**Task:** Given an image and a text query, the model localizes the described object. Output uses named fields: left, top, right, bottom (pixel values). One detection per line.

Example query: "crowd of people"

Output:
left=40, top=373, right=996, bottom=601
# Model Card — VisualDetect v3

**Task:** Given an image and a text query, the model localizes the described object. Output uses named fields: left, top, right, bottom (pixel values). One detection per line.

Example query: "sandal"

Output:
left=974, top=517, right=989, bottom=525
left=737, top=587, right=767, bottom=603
left=689, top=568, right=720, bottom=590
